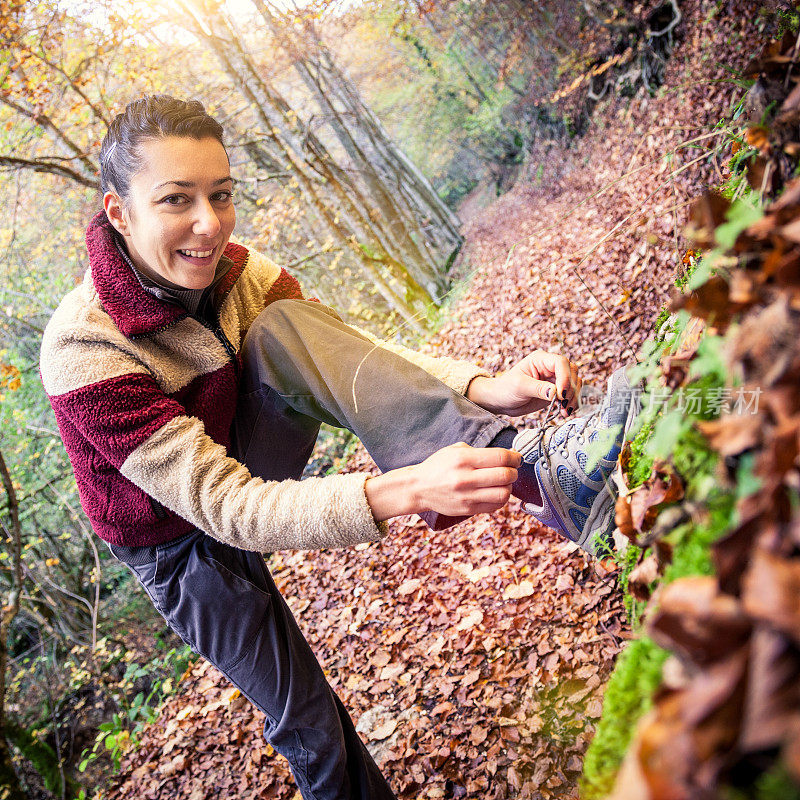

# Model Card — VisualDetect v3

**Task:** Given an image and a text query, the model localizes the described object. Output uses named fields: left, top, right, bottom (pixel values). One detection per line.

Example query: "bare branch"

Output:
left=0, top=93, right=99, bottom=182
left=0, top=155, right=98, bottom=188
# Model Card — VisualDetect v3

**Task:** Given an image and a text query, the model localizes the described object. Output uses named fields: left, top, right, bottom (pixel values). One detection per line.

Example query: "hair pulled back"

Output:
left=100, top=95, right=225, bottom=201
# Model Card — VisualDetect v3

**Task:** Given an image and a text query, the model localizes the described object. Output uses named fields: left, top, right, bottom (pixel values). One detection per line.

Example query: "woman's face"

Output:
left=104, top=136, right=236, bottom=290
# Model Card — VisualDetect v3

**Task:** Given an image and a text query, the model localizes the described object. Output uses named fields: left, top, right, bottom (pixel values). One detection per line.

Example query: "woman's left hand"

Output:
left=466, top=350, right=581, bottom=418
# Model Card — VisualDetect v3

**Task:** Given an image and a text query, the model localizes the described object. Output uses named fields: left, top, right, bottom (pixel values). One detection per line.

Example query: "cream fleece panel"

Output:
left=41, top=287, right=151, bottom=395
left=226, top=247, right=283, bottom=337
left=41, top=290, right=231, bottom=398
left=147, top=319, right=231, bottom=394
left=217, top=294, right=243, bottom=351
left=120, top=415, right=388, bottom=552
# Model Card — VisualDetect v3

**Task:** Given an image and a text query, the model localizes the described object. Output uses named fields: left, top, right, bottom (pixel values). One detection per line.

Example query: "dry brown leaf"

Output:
left=742, top=547, right=800, bottom=645
left=455, top=609, right=484, bottom=631
left=649, top=577, right=751, bottom=665
left=368, top=719, right=398, bottom=741
left=503, top=580, right=535, bottom=600
left=397, top=578, right=422, bottom=596
left=370, top=649, right=392, bottom=668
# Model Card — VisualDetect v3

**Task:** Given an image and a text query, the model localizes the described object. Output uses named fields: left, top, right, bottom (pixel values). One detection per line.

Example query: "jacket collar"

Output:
left=86, top=211, right=249, bottom=338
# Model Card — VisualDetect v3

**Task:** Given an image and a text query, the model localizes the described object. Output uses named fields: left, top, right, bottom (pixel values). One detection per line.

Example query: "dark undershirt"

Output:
left=113, top=235, right=231, bottom=324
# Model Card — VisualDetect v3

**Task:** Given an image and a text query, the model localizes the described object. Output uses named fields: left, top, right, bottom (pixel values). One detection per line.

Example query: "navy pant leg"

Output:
left=111, top=532, right=396, bottom=800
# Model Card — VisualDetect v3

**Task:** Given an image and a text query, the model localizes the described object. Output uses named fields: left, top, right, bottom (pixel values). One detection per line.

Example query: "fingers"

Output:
left=543, top=353, right=580, bottom=415
left=447, top=484, right=514, bottom=515
left=447, top=448, right=519, bottom=488
left=465, top=486, right=514, bottom=512
left=416, top=444, right=526, bottom=517
left=570, top=361, right=582, bottom=412
left=447, top=442, right=521, bottom=468
left=525, top=375, right=558, bottom=403
left=457, top=465, right=518, bottom=490
left=447, top=448, right=518, bottom=512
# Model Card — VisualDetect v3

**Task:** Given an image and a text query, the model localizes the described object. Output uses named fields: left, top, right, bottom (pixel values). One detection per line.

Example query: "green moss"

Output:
left=664, top=492, right=735, bottom=582
left=627, top=418, right=656, bottom=490
left=673, top=423, right=719, bottom=474
left=774, top=7, right=800, bottom=37
left=653, top=305, right=672, bottom=342
left=581, top=501, right=734, bottom=798
left=675, top=250, right=701, bottom=291
left=616, top=543, right=646, bottom=626
left=581, top=637, right=669, bottom=799
left=753, top=764, right=800, bottom=800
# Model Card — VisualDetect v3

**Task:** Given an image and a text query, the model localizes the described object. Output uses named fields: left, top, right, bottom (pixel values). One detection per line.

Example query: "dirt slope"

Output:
left=109, top=3, right=767, bottom=798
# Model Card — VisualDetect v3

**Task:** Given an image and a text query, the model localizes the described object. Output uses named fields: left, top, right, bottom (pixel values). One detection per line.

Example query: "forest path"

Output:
left=110, top=3, right=760, bottom=798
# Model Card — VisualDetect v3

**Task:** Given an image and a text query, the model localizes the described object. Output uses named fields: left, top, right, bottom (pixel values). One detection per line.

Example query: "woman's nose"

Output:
left=193, top=199, right=222, bottom=237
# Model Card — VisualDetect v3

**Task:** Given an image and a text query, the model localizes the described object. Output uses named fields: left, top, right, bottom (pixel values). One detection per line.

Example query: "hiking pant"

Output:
left=110, top=299, right=509, bottom=800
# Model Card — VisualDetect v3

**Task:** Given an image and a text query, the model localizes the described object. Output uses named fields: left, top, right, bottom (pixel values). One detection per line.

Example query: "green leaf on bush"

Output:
left=688, top=335, right=726, bottom=384
left=686, top=254, right=716, bottom=290
left=715, top=199, right=763, bottom=250
left=645, top=408, right=690, bottom=460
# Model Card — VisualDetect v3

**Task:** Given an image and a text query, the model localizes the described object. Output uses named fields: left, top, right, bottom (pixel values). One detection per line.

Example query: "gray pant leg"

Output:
left=231, top=299, right=506, bottom=482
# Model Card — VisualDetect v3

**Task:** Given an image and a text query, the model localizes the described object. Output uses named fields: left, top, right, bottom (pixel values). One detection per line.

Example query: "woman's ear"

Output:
left=103, top=190, right=129, bottom=236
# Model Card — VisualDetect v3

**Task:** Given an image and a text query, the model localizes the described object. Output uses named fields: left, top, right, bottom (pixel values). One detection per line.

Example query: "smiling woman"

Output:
left=39, top=94, right=633, bottom=798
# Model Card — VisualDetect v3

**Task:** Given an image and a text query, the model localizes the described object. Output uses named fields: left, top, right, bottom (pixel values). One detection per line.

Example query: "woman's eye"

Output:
left=161, top=194, right=187, bottom=206
left=212, top=190, right=234, bottom=203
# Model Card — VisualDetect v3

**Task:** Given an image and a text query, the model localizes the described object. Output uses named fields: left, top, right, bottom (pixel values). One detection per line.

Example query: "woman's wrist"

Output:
left=466, top=375, right=502, bottom=413
left=364, top=466, right=422, bottom=522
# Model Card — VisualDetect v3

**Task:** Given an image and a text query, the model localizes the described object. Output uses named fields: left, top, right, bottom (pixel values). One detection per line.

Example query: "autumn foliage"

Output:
left=2, top=1, right=795, bottom=798
left=609, top=28, right=800, bottom=798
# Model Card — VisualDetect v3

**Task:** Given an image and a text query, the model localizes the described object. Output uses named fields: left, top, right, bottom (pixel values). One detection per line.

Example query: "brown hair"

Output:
left=100, top=95, right=225, bottom=201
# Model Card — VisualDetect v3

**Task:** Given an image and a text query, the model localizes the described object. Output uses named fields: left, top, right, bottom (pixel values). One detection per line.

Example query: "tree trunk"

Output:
left=235, top=1, right=463, bottom=299
left=178, top=2, right=441, bottom=320
left=253, top=2, right=449, bottom=289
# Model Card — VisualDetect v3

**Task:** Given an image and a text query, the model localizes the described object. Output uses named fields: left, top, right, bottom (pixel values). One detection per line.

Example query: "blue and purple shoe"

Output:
left=512, top=367, right=640, bottom=556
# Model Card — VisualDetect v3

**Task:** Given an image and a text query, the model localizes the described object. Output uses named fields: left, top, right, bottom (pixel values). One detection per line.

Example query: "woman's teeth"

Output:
left=179, top=249, right=214, bottom=258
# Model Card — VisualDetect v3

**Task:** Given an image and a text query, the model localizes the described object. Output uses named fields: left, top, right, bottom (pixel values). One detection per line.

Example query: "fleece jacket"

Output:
left=40, top=211, right=487, bottom=552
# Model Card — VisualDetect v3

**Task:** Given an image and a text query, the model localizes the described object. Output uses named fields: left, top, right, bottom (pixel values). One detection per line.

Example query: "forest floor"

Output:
left=108, top=2, right=766, bottom=798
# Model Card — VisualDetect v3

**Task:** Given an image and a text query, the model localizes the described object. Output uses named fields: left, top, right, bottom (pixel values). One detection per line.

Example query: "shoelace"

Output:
left=523, top=395, right=577, bottom=469
left=525, top=395, right=615, bottom=503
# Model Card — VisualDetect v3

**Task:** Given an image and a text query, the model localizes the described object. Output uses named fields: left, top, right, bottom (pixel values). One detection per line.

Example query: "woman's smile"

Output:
left=176, top=246, right=221, bottom=270
left=178, top=248, right=215, bottom=258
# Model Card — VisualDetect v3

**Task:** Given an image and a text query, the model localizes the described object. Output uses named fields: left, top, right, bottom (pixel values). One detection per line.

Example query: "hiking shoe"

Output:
left=512, top=367, right=640, bottom=556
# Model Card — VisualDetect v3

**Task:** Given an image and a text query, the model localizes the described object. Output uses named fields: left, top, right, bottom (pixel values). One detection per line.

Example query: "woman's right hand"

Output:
left=364, top=442, right=521, bottom=522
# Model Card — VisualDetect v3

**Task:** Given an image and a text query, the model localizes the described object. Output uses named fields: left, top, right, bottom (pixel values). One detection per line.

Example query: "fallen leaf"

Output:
left=369, top=718, right=398, bottom=741
left=503, top=580, right=536, bottom=600
left=397, top=578, right=422, bottom=595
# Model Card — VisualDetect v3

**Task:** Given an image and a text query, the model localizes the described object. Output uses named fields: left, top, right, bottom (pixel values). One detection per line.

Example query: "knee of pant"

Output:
left=241, top=300, right=298, bottom=362
left=248, top=299, right=296, bottom=338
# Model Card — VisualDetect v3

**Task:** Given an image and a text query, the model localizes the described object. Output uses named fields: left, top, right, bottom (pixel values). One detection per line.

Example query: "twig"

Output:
left=785, top=28, right=800, bottom=90
left=44, top=479, right=100, bottom=650
left=668, top=152, right=683, bottom=281
left=285, top=248, right=339, bottom=269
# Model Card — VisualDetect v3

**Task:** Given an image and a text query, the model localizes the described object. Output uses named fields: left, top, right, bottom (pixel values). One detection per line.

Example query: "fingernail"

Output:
left=560, top=397, right=569, bottom=408
left=567, top=406, right=574, bottom=414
